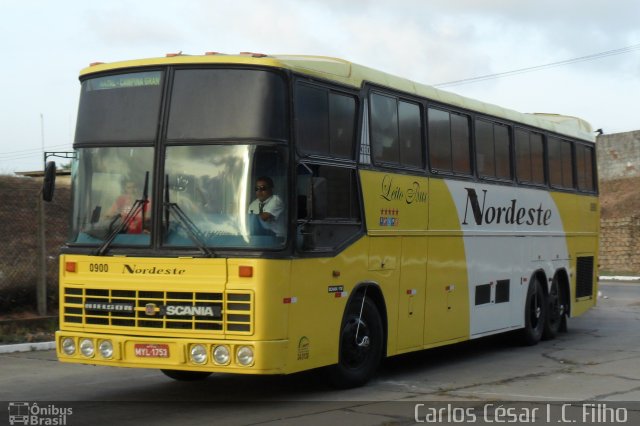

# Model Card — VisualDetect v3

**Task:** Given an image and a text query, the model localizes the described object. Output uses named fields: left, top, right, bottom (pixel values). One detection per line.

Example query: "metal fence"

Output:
left=0, top=175, right=70, bottom=315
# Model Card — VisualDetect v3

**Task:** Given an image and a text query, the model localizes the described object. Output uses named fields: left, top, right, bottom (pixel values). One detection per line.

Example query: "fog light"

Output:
left=236, top=346, right=254, bottom=366
left=212, top=345, right=230, bottom=365
left=61, top=337, right=75, bottom=355
left=190, top=344, right=207, bottom=364
left=79, top=338, right=95, bottom=358
left=98, top=340, right=114, bottom=359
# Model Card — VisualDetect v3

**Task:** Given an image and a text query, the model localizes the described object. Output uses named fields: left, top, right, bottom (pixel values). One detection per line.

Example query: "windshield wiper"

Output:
left=164, top=174, right=213, bottom=257
left=96, top=171, right=150, bottom=256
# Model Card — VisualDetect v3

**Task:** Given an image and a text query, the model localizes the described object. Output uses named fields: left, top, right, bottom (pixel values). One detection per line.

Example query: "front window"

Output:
left=70, top=147, right=154, bottom=246
left=163, top=145, right=288, bottom=249
left=69, top=67, right=289, bottom=252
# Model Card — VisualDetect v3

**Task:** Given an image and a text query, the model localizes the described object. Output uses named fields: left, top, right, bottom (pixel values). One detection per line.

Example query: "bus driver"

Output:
left=248, top=176, right=284, bottom=237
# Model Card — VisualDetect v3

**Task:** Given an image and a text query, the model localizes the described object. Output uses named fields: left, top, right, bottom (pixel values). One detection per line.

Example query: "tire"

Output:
left=543, top=277, right=567, bottom=340
left=520, top=278, right=547, bottom=346
left=160, top=369, right=212, bottom=381
left=329, top=296, right=384, bottom=388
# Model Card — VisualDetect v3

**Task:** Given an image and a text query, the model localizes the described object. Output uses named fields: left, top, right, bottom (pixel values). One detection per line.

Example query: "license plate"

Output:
left=134, top=343, right=170, bottom=358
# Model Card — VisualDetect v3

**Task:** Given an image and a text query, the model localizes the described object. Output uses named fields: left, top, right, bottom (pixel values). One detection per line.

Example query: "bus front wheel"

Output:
left=160, top=369, right=212, bottom=381
left=329, top=296, right=384, bottom=388
left=520, top=278, right=547, bottom=346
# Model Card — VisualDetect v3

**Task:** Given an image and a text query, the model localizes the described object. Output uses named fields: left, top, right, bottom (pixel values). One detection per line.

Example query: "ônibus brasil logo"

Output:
left=7, top=402, right=73, bottom=425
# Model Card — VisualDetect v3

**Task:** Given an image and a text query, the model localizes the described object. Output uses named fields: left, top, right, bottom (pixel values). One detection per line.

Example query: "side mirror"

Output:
left=42, top=161, right=57, bottom=202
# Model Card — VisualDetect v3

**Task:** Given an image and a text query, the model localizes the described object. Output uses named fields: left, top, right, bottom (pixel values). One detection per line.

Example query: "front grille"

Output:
left=63, top=287, right=253, bottom=334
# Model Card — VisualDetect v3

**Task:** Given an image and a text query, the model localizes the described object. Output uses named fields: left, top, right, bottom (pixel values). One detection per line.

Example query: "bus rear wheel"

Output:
left=329, top=296, right=383, bottom=388
left=160, top=369, right=212, bottom=381
left=543, top=277, right=567, bottom=340
left=520, top=278, right=547, bottom=346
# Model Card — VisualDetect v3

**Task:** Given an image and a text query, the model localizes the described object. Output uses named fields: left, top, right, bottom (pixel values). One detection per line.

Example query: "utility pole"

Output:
left=37, top=113, right=47, bottom=316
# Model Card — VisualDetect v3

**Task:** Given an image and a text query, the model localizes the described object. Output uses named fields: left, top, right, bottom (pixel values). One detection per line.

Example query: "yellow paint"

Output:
left=424, top=179, right=470, bottom=344
left=551, top=192, right=600, bottom=316
left=396, top=237, right=427, bottom=351
left=286, top=238, right=369, bottom=371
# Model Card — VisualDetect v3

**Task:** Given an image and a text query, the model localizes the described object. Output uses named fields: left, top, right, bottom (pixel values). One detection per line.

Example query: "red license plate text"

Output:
left=134, top=343, right=170, bottom=358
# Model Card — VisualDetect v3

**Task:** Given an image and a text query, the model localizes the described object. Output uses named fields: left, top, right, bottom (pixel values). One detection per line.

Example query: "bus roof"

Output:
left=81, top=53, right=595, bottom=142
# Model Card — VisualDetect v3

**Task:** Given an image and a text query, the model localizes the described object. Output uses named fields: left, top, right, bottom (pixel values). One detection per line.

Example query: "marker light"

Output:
left=61, top=337, right=76, bottom=355
left=238, top=266, right=253, bottom=277
left=98, top=340, right=114, bottom=359
left=190, top=344, right=207, bottom=364
left=236, top=346, right=254, bottom=366
left=212, top=345, right=230, bottom=365
left=65, top=262, right=77, bottom=273
left=79, top=338, right=95, bottom=358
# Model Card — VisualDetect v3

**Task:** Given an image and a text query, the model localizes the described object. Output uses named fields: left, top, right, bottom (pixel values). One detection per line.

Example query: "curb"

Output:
left=599, top=276, right=640, bottom=283
left=0, top=341, right=55, bottom=354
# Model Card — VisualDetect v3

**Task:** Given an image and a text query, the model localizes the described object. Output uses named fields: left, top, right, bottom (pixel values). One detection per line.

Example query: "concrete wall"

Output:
left=597, top=130, right=640, bottom=181
left=600, top=217, right=640, bottom=275
left=597, top=130, right=640, bottom=275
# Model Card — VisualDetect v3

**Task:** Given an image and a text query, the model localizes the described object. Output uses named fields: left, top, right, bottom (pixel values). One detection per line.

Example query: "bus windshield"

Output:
left=69, top=145, right=288, bottom=250
left=69, top=67, right=290, bottom=252
left=163, top=144, right=288, bottom=249
left=70, top=147, right=154, bottom=246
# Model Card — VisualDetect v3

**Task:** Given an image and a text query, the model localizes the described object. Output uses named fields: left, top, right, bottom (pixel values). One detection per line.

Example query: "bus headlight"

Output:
left=236, top=346, right=254, bottom=366
left=190, top=344, right=207, bottom=364
left=79, top=338, right=95, bottom=358
left=98, top=340, right=114, bottom=359
left=212, top=345, right=230, bottom=365
left=61, top=337, right=76, bottom=355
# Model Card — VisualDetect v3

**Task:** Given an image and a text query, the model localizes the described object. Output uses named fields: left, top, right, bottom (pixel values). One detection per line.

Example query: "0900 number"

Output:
left=89, top=263, right=109, bottom=272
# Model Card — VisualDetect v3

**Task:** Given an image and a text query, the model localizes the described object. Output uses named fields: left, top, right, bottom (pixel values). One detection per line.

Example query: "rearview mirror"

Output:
left=42, top=161, right=56, bottom=202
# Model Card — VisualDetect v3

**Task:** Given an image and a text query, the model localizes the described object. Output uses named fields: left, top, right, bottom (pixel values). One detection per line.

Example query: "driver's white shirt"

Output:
left=248, top=195, right=285, bottom=236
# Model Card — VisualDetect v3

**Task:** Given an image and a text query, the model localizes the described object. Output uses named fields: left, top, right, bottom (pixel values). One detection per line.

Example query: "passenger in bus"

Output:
left=107, top=178, right=149, bottom=234
left=248, top=176, right=285, bottom=237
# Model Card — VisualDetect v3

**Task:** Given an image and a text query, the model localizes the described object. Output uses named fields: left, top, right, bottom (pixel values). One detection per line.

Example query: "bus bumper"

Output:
left=55, top=331, right=288, bottom=374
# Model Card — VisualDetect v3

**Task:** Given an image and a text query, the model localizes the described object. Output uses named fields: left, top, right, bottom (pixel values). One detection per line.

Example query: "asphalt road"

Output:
left=1, top=282, right=639, bottom=425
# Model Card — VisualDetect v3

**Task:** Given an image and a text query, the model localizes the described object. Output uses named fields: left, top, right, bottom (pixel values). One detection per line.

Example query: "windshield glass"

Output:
left=70, top=147, right=154, bottom=246
left=163, top=144, right=288, bottom=249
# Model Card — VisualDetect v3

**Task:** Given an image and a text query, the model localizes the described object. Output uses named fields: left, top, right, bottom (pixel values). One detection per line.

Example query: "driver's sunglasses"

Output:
left=255, top=185, right=269, bottom=192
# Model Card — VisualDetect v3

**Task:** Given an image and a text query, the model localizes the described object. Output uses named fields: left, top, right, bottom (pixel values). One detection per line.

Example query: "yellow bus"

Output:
left=49, top=52, right=598, bottom=388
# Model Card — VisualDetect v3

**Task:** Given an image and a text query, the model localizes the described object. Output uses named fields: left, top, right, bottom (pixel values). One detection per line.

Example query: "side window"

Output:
left=548, top=137, right=574, bottom=189
left=530, top=133, right=545, bottom=184
left=576, top=144, right=595, bottom=191
left=329, top=93, right=356, bottom=158
left=370, top=93, right=399, bottom=163
left=370, top=92, right=423, bottom=168
left=296, top=164, right=361, bottom=252
left=515, top=129, right=545, bottom=184
left=399, top=101, right=423, bottom=168
left=475, top=119, right=512, bottom=180
left=427, top=107, right=471, bottom=174
left=295, top=83, right=356, bottom=159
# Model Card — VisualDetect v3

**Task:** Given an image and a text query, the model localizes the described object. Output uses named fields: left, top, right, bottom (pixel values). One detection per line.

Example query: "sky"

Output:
left=1, top=0, right=638, bottom=173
